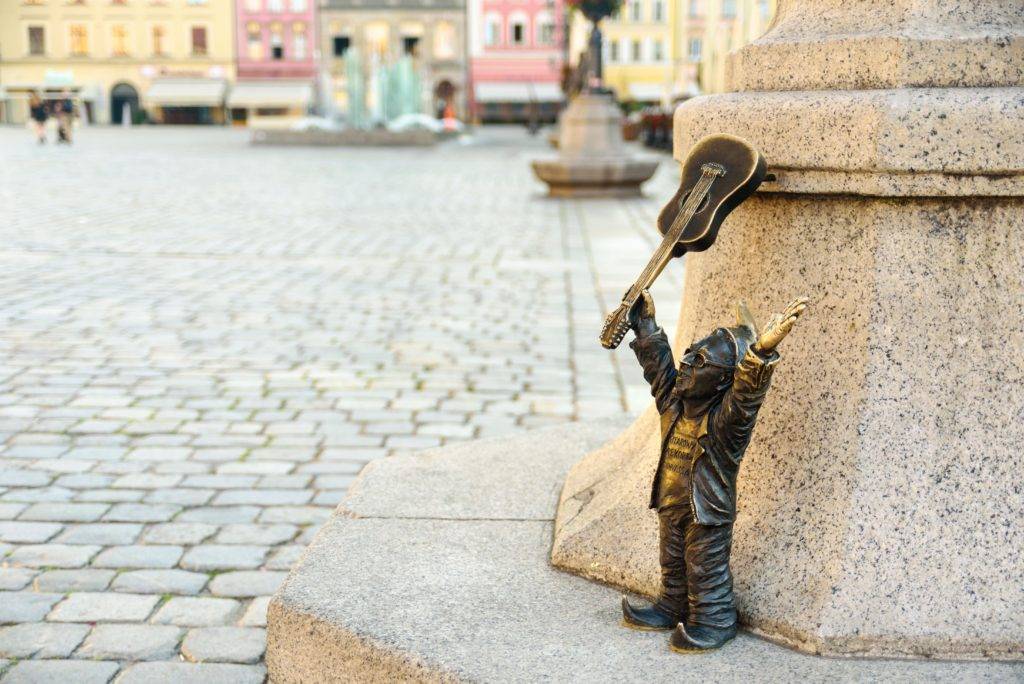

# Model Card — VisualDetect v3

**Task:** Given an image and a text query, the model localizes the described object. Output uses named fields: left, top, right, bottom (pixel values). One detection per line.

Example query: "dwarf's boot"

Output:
left=669, top=622, right=738, bottom=652
left=621, top=506, right=689, bottom=630
left=620, top=596, right=680, bottom=631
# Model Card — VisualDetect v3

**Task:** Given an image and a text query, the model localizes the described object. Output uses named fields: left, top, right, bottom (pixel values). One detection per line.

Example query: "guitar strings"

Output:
left=624, top=168, right=718, bottom=302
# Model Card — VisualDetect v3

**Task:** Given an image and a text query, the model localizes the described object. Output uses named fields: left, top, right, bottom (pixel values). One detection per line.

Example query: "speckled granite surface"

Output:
left=552, top=0, right=1024, bottom=662
left=727, top=1, right=1023, bottom=91
left=554, top=196, right=1024, bottom=659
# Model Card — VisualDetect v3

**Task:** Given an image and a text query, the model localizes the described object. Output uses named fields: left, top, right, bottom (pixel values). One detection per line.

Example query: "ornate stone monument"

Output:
left=553, top=0, right=1024, bottom=660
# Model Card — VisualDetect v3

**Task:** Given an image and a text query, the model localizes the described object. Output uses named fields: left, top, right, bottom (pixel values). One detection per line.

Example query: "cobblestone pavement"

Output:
left=0, top=125, right=682, bottom=682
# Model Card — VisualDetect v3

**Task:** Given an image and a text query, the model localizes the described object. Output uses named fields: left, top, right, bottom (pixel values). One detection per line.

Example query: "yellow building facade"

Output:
left=570, top=0, right=675, bottom=105
left=673, top=0, right=775, bottom=96
left=0, top=0, right=235, bottom=124
left=567, top=0, right=775, bottom=104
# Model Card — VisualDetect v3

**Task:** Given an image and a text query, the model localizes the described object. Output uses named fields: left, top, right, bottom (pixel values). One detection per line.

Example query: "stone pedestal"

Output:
left=266, top=423, right=1022, bottom=681
left=531, top=92, right=659, bottom=197
left=552, top=0, right=1024, bottom=661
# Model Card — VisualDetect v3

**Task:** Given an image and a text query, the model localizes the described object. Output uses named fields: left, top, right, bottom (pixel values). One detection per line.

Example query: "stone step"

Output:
left=266, top=422, right=1023, bottom=682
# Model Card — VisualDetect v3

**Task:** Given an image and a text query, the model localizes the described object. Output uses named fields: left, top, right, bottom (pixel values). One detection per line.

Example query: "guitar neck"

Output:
left=620, top=170, right=718, bottom=307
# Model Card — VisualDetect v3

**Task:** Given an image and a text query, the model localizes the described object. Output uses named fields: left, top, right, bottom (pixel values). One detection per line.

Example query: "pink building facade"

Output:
left=468, top=0, right=566, bottom=122
left=235, top=0, right=317, bottom=80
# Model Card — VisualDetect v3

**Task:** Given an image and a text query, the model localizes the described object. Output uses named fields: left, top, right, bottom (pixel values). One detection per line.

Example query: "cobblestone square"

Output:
left=0, top=125, right=681, bottom=680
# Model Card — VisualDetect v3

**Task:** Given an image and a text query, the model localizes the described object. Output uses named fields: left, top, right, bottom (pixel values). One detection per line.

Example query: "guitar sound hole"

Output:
left=677, top=190, right=711, bottom=215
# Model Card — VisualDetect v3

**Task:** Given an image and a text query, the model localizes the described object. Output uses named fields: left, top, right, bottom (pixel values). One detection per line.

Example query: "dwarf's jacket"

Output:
left=630, top=325, right=778, bottom=526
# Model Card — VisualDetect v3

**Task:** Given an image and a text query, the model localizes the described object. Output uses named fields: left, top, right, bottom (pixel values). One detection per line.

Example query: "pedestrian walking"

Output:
left=28, top=92, right=48, bottom=144
left=56, top=90, right=75, bottom=144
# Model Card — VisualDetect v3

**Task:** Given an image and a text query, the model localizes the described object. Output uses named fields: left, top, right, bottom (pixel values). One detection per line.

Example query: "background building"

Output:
left=568, top=0, right=675, bottom=106
left=0, top=0, right=235, bottom=125
left=674, top=0, right=775, bottom=96
left=230, top=0, right=318, bottom=127
left=320, top=0, right=468, bottom=120
left=565, top=0, right=774, bottom=106
left=467, top=0, right=566, bottom=123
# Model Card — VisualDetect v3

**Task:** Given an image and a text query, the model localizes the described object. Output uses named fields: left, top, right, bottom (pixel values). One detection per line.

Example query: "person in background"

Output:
left=56, top=90, right=75, bottom=144
left=28, top=92, right=48, bottom=144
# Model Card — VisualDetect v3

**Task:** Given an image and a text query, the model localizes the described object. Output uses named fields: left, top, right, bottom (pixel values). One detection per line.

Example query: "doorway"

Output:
left=110, top=82, right=139, bottom=124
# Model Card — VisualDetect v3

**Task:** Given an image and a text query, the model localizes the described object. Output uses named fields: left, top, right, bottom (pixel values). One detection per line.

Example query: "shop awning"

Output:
left=227, top=81, right=314, bottom=108
left=474, top=82, right=563, bottom=104
left=626, top=82, right=667, bottom=102
left=145, top=78, right=227, bottom=107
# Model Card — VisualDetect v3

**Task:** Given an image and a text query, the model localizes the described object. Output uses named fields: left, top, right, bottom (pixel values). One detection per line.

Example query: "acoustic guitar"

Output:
left=598, top=134, right=767, bottom=350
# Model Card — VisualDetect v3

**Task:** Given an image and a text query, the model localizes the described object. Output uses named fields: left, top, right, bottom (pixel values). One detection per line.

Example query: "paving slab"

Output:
left=0, top=623, right=90, bottom=658
left=0, top=568, right=37, bottom=591
left=48, top=592, right=159, bottom=622
left=208, top=571, right=287, bottom=598
left=7, top=544, right=100, bottom=568
left=181, top=627, right=266, bottom=663
left=0, top=660, right=120, bottom=684
left=76, top=624, right=182, bottom=661
left=267, top=422, right=1024, bottom=683
left=111, top=569, right=209, bottom=595
left=151, top=597, right=241, bottom=626
left=0, top=522, right=63, bottom=543
left=115, top=662, right=265, bottom=684
left=34, top=569, right=116, bottom=592
left=0, top=591, right=63, bottom=624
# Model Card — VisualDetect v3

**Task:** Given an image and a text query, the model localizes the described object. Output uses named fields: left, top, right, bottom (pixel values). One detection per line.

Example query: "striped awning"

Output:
left=474, top=82, right=563, bottom=104
left=626, top=82, right=668, bottom=102
left=227, top=81, right=314, bottom=108
left=145, top=78, right=227, bottom=107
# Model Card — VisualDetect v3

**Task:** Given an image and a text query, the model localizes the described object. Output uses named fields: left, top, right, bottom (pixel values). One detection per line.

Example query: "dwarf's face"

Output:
left=675, top=331, right=735, bottom=401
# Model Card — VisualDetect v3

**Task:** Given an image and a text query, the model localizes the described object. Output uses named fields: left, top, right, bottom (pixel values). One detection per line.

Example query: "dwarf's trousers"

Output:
left=653, top=504, right=737, bottom=629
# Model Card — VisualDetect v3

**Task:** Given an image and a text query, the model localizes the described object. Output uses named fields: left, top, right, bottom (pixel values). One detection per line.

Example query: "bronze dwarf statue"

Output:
left=621, top=292, right=808, bottom=652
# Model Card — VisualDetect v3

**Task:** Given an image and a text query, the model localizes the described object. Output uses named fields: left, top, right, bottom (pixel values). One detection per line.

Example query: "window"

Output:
left=688, top=37, right=701, bottom=61
left=689, top=0, right=699, bottom=17
left=28, top=26, right=45, bottom=55
left=484, top=16, right=500, bottom=47
left=289, top=0, right=305, bottom=11
left=652, top=0, right=663, bottom=21
left=70, top=24, right=88, bottom=55
left=270, top=25, right=283, bottom=59
left=652, top=38, right=663, bottom=62
left=537, top=19, right=555, bottom=46
left=292, top=22, right=307, bottom=59
left=510, top=21, right=525, bottom=45
left=112, top=24, right=128, bottom=55
left=191, top=26, right=207, bottom=55
left=608, top=39, right=619, bottom=63
left=631, top=39, right=641, bottom=62
left=628, top=0, right=641, bottom=22
left=247, top=22, right=262, bottom=59
left=722, top=0, right=736, bottom=18
left=332, top=35, right=350, bottom=57
left=267, top=0, right=282, bottom=11
left=433, top=21, right=455, bottom=59
left=152, top=25, right=165, bottom=55
left=245, top=0, right=260, bottom=10
left=760, top=0, right=770, bottom=18
left=402, top=35, right=419, bottom=55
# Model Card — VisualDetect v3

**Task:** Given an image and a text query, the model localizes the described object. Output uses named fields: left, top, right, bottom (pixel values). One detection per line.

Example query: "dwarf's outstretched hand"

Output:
left=754, top=297, right=809, bottom=353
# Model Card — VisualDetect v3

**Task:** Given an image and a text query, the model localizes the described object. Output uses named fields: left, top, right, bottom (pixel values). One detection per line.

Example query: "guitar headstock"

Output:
left=599, top=303, right=631, bottom=350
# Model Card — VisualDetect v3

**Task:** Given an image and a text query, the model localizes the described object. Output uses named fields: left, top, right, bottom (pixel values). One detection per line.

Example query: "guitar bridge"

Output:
left=702, top=162, right=726, bottom=177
